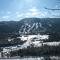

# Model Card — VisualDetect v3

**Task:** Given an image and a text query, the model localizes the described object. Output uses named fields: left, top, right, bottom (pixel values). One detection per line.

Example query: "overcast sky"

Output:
left=0, top=0, right=60, bottom=21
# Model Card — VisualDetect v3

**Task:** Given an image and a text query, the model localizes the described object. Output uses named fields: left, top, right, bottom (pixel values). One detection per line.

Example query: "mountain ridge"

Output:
left=0, top=18, right=60, bottom=34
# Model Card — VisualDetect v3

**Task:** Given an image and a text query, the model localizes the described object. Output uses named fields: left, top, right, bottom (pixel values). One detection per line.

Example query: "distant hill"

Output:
left=0, top=18, right=60, bottom=47
left=0, top=18, right=60, bottom=34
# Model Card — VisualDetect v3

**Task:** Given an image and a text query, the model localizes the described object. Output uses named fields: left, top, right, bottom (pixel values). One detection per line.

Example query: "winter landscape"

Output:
left=0, top=18, right=60, bottom=60
left=0, top=0, right=60, bottom=60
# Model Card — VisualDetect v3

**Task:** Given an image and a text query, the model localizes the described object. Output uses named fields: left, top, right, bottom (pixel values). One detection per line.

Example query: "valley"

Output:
left=0, top=18, right=60, bottom=59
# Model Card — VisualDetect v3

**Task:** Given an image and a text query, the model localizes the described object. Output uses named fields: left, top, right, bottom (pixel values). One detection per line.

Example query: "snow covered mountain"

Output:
left=19, top=18, right=60, bottom=34
left=0, top=18, right=60, bottom=58
left=2, top=18, right=60, bottom=53
left=0, top=18, right=60, bottom=47
left=0, top=18, right=60, bottom=34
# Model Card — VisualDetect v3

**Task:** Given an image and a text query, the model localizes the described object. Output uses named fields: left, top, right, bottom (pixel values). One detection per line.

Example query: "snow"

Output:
left=19, top=22, right=47, bottom=34
left=0, top=57, right=45, bottom=60
left=48, top=24, right=52, bottom=27
left=32, top=41, right=42, bottom=47
left=8, top=38, right=14, bottom=42
left=39, top=23, right=42, bottom=27
left=43, top=42, right=60, bottom=46
left=2, top=41, right=60, bottom=53
left=2, top=34, right=60, bottom=54
left=19, top=34, right=49, bottom=48
left=36, top=23, right=38, bottom=29
left=17, top=34, right=49, bottom=48
left=28, top=23, right=35, bottom=32
left=3, top=48, right=10, bottom=53
left=18, top=34, right=49, bottom=41
left=0, top=56, right=60, bottom=60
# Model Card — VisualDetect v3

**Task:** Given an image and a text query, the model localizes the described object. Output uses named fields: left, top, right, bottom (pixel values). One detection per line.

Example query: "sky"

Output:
left=0, top=0, right=60, bottom=21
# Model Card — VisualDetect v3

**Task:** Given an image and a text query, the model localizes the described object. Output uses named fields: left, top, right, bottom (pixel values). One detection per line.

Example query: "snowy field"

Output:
left=18, top=35, right=49, bottom=41
left=2, top=34, right=60, bottom=53
left=2, top=34, right=49, bottom=52
left=0, top=57, right=42, bottom=60
left=0, top=56, right=60, bottom=60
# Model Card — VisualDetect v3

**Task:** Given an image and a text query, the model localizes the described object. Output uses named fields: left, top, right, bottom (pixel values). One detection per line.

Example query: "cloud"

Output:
left=29, top=7, right=38, bottom=12
left=2, top=16, right=10, bottom=19
left=16, top=12, right=24, bottom=18
left=24, top=7, right=39, bottom=17
left=25, top=12, right=31, bottom=17
left=16, top=12, right=20, bottom=14
left=24, top=7, right=48, bottom=18
left=0, top=11, right=11, bottom=14
left=17, top=14, right=24, bottom=17
left=7, top=11, right=11, bottom=14
left=16, top=11, right=24, bottom=18
left=15, top=7, right=49, bottom=19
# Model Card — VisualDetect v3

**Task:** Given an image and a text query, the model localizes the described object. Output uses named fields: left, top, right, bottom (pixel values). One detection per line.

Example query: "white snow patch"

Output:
left=43, top=42, right=60, bottom=46
left=8, top=38, right=14, bottom=42
left=19, top=34, right=49, bottom=48
left=18, top=34, right=49, bottom=41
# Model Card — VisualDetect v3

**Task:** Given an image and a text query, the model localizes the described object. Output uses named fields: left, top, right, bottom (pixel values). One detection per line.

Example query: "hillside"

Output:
left=0, top=18, right=60, bottom=47
left=0, top=18, right=60, bottom=34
